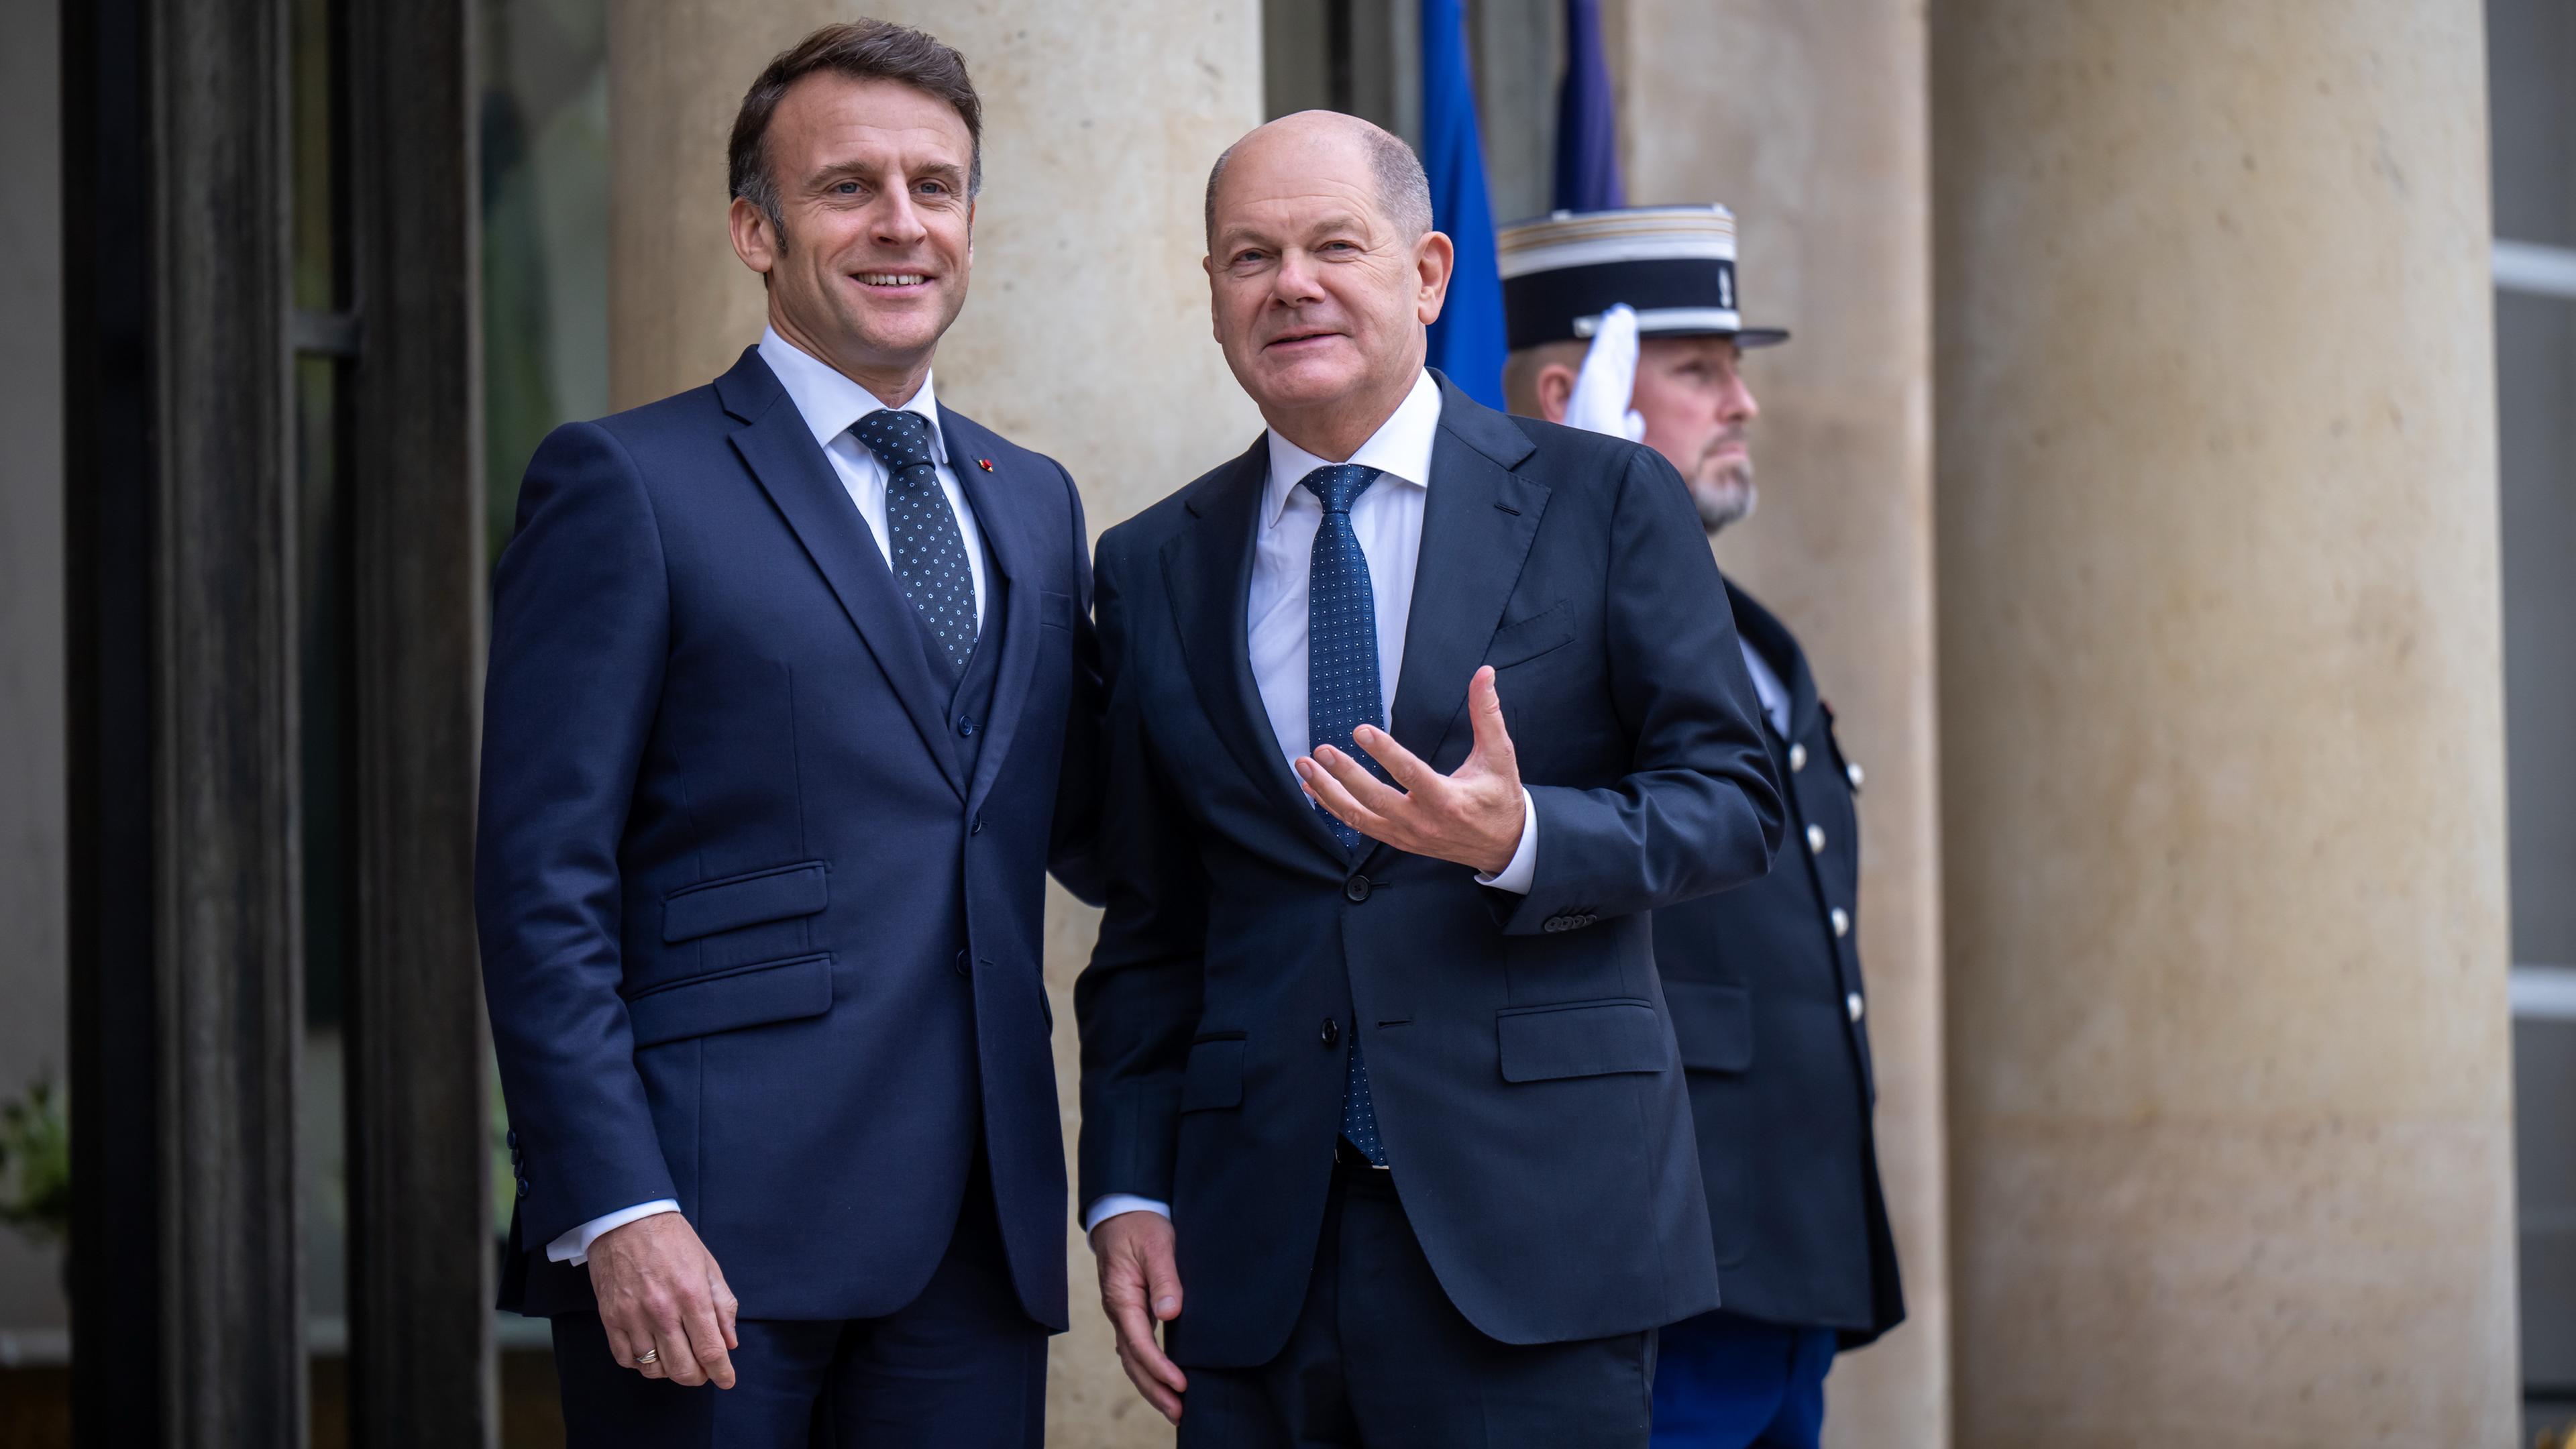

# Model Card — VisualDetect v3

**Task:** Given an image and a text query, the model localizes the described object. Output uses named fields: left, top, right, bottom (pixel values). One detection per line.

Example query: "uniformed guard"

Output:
left=1499, top=205, right=1904, bottom=1449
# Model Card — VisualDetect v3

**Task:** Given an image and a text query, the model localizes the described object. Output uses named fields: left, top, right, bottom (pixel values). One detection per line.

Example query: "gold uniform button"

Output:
left=1807, top=823, right=1827, bottom=854
left=1831, top=907, right=1851, bottom=938
left=1846, top=991, right=1865, bottom=1023
left=1788, top=743, right=1808, bottom=771
left=1846, top=761, right=1864, bottom=791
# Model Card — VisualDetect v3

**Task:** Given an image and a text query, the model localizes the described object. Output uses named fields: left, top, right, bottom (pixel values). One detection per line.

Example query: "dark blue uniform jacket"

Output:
left=1654, top=582, right=1904, bottom=1346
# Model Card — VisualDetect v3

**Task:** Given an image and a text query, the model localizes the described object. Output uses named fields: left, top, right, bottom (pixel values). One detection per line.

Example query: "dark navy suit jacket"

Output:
left=1075, top=377, right=1785, bottom=1364
left=477, top=347, right=1097, bottom=1329
left=1654, top=583, right=1904, bottom=1346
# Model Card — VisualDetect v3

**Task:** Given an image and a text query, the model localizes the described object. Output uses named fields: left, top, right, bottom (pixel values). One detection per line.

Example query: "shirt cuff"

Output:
left=1083, top=1194, right=1173, bottom=1236
left=1474, top=787, right=1540, bottom=894
left=546, top=1199, right=681, bottom=1266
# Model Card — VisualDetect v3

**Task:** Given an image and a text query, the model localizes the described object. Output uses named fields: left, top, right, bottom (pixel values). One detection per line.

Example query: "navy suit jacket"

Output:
left=1074, top=377, right=1786, bottom=1364
left=1654, top=583, right=1904, bottom=1346
left=477, top=347, right=1097, bottom=1328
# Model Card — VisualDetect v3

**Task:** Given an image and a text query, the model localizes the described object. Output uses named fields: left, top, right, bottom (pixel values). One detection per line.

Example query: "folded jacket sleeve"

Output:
left=477, top=421, right=683, bottom=1250
left=1489, top=443, right=1785, bottom=934
left=1072, top=528, right=1209, bottom=1210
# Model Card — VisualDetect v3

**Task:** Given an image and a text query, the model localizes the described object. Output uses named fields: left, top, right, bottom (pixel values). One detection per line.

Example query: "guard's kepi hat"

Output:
left=1497, top=205, right=1789, bottom=352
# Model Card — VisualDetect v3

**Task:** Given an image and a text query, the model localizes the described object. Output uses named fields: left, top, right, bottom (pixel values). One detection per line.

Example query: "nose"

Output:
left=1720, top=369, right=1760, bottom=425
left=1270, top=248, right=1326, bottom=307
left=872, top=189, right=930, bottom=250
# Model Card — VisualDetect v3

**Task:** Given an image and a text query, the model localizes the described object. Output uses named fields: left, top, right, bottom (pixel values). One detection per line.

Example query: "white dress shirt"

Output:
left=1739, top=638, right=1790, bottom=738
left=544, top=328, right=989, bottom=1268
left=1083, top=370, right=1540, bottom=1236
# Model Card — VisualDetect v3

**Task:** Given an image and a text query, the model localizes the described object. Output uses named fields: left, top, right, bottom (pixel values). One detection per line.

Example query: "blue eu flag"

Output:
left=1420, top=0, right=1507, bottom=408
left=1554, top=0, right=1626, bottom=212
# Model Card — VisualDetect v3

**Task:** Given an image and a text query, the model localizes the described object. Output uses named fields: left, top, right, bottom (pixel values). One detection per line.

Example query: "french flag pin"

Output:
left=976, top=458, right=994, bottom=472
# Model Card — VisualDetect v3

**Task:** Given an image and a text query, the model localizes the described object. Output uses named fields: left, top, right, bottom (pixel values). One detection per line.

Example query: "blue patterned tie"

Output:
left=1302, top=463, right=1392, bottom=1166
left=852, top=409, right=978, bottom=676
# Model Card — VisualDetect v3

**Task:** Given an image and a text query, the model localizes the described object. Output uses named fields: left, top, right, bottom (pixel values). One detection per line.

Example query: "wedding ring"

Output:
left=634, top=1348, right=660, bottom=1366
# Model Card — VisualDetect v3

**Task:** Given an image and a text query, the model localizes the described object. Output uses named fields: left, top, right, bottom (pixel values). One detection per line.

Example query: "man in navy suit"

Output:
left=476, top=21, right=1095, bottom=1447
left=1074, top=113, right=1784, bottom=1447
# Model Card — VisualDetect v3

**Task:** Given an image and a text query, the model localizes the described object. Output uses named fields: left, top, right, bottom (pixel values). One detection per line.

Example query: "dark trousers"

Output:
left=1179, top=1156, right=1656, bottom=1449
left=551, top=1157, right=1046, bottom=1449
left=1647, top=1311, right=1835, bottom=1449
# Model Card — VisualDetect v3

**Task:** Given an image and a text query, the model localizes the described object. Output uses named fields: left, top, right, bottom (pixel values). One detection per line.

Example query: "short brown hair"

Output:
left=729, top=20, right=983, bottom=237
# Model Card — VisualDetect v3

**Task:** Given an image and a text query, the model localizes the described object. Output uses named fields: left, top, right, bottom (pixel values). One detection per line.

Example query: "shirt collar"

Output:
left=758, top=325, right=946, bottom=465
left=1261, top=370, right=1443, bottom=528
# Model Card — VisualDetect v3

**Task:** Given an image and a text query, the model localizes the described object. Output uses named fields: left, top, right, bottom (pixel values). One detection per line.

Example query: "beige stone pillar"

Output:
left=1609, top=5, right=1950, bottom=1443
left=609, top=6, right=1263, bottom=1444
left=1932, top=3, right=2518, bottom=1444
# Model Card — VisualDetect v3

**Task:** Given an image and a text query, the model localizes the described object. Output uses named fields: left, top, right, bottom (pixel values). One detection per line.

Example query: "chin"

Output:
left=1246, top=356, right=1364, bottom=412
left=1695, top=480, right=1757, bottom=533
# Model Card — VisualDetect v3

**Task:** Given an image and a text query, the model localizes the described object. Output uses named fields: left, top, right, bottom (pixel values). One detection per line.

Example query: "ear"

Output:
left=1534, top=361, right=1578, bottom=425
left=729, top=195, right=780, bottom=277
left=1413, top=229, right=1456, bottom=326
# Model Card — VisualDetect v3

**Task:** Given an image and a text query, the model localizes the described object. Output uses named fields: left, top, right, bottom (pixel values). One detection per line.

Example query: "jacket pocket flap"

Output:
left=1179, top=1038, right=1246, bottom=1112
left=628, top=953, right=833, bottom=1047
left=661, top=861, right=828, bottom=943
left=1663, top=981, right=1754, bottom=1073
left=1040, top=588, right=1077, bottom=630
left=1487, top=600, right=1573, bottom=668
left=1495, top=998, right=1671, bottom=1083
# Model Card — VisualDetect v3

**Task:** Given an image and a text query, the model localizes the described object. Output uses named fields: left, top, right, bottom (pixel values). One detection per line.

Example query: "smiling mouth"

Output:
left=855, top=273, right=930, bottom=288
left=1266, top=329, right=1340, bottom=351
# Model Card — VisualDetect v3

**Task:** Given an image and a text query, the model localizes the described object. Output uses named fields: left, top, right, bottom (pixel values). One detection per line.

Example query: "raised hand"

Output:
left=1296, top=665, right=1525, bottom=875
left=586, top=1212, right=740, bottom=1389
left=1091, top=1209, right=1187, bottom=1422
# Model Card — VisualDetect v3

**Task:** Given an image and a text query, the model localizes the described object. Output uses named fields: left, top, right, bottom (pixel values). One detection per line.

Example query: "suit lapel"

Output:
left=943, top=408, right=1041, bottom=814
left=718, top=350, right=967, bottom=801
left=1725, top=580, right=1817, bottom=740
left=1162, top=439, right=1352, bottom=865
left=1385, top=380, right=1547, bottom=767
left=1368, top=380, right=1548, bottom=873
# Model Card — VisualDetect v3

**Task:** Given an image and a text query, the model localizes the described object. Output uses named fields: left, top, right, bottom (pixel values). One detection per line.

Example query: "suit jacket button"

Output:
left=1344, top=875, right=1371, bottom=903
left=1807, top=823, right=1827, bottom=854
left=1788, top=742, right=1809, bottom=771
left=957, top=716, right=977, bottom=737
left=1320, top=1017, right=1340, bottom=1047
left=1847, top=991, right=1866, bottom=1023
left=505, top=1129, right=518, bottom=1149
left=1542, top=916, right=1564, bottom=932
left=1831, top=907, right=1851, bottom=938
left=953, top=949, right=971, bottom=978
left=515, top=1179, right=528, bottom=1199
left=971, top=817, right=984, bottom=835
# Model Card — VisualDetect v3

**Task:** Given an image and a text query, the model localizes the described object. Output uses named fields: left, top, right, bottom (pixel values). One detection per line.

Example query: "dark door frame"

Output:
left=62, top=0, right=488, bottom=1442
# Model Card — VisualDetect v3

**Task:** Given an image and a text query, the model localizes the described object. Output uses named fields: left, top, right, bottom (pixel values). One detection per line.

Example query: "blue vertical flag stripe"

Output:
left=1554, top=0, right=1626, bottom=212
left=1420, top=0, right=1508, bottom=409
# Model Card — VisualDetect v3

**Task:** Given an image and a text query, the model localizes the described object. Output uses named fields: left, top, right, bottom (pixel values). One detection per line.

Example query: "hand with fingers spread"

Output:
left=586, top=1212, right=741, bottom=1390
left=1296, top=665, right=1527, bottom=876
left=1091, top=1210, right=1188, bottom=1422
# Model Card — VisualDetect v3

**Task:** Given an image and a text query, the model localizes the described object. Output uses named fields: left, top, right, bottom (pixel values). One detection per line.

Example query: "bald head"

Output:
left=1204, top=111, right=1432, bottom=249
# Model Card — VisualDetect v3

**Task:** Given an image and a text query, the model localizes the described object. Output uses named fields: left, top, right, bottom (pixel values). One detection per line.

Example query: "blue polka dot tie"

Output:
left=1302, top=463, right=1391, bottom=1167
left=853, top=409, right=977, bottom=676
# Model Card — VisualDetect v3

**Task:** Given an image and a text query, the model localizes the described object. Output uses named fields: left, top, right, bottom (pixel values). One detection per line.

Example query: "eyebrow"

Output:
left=807, top=158, right=968, bottom=189
left=1215, top=213, right=1371, bottom=252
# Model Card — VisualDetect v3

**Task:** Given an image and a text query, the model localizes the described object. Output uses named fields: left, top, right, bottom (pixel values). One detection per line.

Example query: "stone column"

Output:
left=608, top=5, right=1262, bottom=1444
left=1932, top=3, right=2518, bottom=1444
left=1609, top=5, right=1950, bottom=1443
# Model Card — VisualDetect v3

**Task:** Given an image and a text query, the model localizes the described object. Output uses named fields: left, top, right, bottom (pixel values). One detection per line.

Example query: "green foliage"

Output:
left=0, top=1075, right=70, bottom=1249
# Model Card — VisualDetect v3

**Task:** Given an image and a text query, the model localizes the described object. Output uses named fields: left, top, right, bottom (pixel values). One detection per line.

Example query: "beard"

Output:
left=1690, top=453, right=1758, bottom=535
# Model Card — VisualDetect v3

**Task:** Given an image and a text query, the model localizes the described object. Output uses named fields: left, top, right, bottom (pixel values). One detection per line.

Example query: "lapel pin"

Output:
left=976, top=458, right=994, bottom=472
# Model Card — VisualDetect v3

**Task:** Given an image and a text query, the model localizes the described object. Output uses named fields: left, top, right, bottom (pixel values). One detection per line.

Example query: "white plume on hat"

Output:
left=1564, top=303, right=1646, bottom=443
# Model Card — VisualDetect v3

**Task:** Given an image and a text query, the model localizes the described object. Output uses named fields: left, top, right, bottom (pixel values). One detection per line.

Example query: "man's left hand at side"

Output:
left=1297, top=665, right=1525, bottom=875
